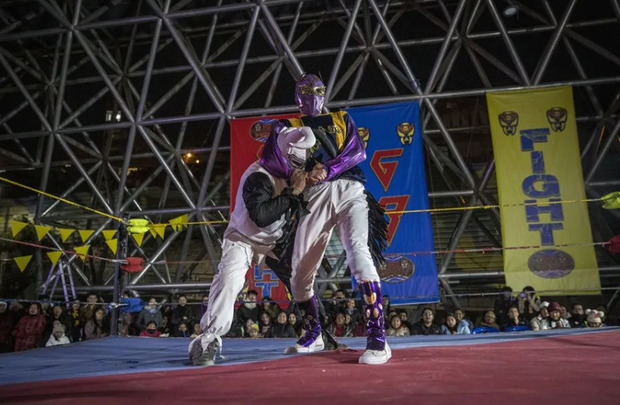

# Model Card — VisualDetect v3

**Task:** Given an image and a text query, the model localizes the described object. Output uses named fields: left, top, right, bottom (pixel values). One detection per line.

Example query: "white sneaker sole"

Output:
left=285, top=335, right=325, bottom=354
left=358, top=342, right=392, bottom=365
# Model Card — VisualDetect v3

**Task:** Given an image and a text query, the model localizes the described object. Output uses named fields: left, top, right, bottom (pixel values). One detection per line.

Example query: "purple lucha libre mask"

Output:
left=295, top=74, right=326, bottom=116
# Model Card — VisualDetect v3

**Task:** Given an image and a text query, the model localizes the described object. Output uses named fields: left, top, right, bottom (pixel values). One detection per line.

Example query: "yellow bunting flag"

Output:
left=73, top=245, right=90, bottom=262
left=78, top=229, right=95, bottom=243
left=169, top=214, right=188, bottom=232
left=102, top=230, right=117, bottom=241
left=132, top=233, right=145, bottom=247
left=10, top=220, right=28, bottom=238
left=14, top=255, right=32, bottom=272
left=46, top=250, right=62, bottom=266
left=57, top=228, right=75, bottom=242
left=150, top=224, right=167, bottom=239
left=34, top=224, right=51, bottom=241
left=106, top=239, right=118, bottom=255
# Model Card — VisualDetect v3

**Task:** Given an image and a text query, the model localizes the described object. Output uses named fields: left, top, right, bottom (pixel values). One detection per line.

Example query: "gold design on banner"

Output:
left=498, top=111, right=519, bottom=135
left=396, top=122, right=414, bottom=145
left=546, top=107, right=567, bottom=132
left=358, top=127, right=370, bottom=148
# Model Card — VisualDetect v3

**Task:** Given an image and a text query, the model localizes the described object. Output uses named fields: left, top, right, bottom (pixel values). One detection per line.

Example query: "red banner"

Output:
left=230, top=114, right=299, bottom=308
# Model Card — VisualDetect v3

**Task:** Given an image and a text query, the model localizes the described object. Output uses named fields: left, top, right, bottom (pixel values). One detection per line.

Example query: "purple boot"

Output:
left=359, top=281, right=392, bottom=364
left=285, top=295, right=324, bottom=353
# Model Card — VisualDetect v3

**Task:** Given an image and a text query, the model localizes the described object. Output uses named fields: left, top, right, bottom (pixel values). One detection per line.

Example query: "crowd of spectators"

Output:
left=0, top=285, right=613, bottom=353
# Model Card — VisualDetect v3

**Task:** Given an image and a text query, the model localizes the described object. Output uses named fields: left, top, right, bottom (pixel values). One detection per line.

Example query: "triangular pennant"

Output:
left=78, top=229, right=95, bottom=243
left=151, top=224, right=167, bottom=239
left=132, top=233, right=145, bottom=247
left=73, top=245, right=90, bottom=262
left=34, top=224, right=51, bottom=241
left=106, top=239, right=118, bottom=255
left=10, top=220, right=28, bottom=238
left=14, top=255, right=32, bottom=272
left=102, top=230, right=117, bottom=241
left=149, top=226, right=157, bottom=238
left=169, top=214, right=188, bottom=232
left=57, top=228, right=75, bottom=242
left=46, top=250, right=62, bottom=266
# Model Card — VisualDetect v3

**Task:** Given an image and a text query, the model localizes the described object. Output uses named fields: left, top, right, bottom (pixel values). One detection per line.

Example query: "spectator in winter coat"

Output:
left=258, top=312, right=273, bottom=336
left=502, top=306, right=528, bottom=330
left=261, top=297, right=281, bottom=321
left=548, top=302, right=571, bottom=329
left=530, top=306, right=551, bottom=331
left=139, top=321, right=161, bottom=338
left=137, top=298, right=162, bottom=332
left=200, top=295, right=209, bottom=318
left=175, top=322, right=191, bottom=338
left=13, top=303, right=46, bottom=351
left=387, top=315, right=410, bottom=337
left=411, top=308, right=442, bottom=335
left=69, top=300, right=82, bottom=342
left=236, top=290, right=260, bottom=325
left=83, top=307, right=108, bottom=340
left=570, top=303, right=586, bottom=328
left=267, top=311, right=297, bottom=338
left=43, top=305, right=73, bottom=344
left=0, top=301, right=15, bottom=352
left=79, top=293, right=100, bottom=326
left=45, top=322, right=71, bottom=346
left=441, top=312, right=471, bottom=335
left=327, top=312, right=352, bottom=337
left=170, top=295, right=194, bottom=331
left=477, top=310, right=501, bottom=331
left=454, top=308, right=474, bottom=330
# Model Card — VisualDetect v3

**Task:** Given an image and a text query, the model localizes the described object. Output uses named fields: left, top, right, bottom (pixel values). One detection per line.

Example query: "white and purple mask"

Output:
left=277, top=127, right=316, bottom=170
left=295, top=74, right=326, bottom=116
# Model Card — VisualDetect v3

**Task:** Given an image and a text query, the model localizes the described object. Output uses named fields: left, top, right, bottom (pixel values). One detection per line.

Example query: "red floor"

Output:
left=1, top=330, right=619, bottom=404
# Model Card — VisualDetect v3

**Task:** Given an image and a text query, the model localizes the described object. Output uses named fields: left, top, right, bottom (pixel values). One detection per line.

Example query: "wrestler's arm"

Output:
left=242, top=172, right=300, bottom=228
left=322, top=112, right=366, bottom=181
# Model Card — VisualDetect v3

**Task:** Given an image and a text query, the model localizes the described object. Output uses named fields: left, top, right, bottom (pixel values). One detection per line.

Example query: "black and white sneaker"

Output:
left=188, top=335, right=222, bottom=366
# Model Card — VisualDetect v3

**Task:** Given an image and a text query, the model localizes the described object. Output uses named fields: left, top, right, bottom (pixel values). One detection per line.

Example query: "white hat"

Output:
left=541, top=301, right=550, bottom=308
left=586, top=309, right=603, bottom=324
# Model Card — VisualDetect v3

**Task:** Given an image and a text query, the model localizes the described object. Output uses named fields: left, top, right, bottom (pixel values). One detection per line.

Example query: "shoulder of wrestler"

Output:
left=242, top=172, right=274, bottom=197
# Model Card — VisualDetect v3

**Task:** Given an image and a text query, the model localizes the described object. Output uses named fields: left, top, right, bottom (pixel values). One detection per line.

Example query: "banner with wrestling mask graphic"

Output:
left=487, top=86, right=600, bottom=295
left=229, top=101, right=439, bottom=306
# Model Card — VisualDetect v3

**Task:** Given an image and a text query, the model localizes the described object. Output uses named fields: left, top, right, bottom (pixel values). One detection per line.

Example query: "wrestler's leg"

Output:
left=286, top=183, right=334, bottom=353
left=189, top=238, right=252, bottom=365
left=335, top=180, right=391, bottom=364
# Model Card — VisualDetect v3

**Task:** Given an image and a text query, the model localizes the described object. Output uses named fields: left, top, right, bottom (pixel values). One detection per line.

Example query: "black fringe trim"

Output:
left=365, top=190, right=388, bottom=268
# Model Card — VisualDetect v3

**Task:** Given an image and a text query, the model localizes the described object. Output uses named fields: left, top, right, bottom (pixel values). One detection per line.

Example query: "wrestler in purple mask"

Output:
left=295, top=74, right=326, bottom=116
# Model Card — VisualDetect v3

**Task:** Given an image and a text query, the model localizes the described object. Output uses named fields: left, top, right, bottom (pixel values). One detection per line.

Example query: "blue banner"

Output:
left=346, top=102, right=439, bottom=305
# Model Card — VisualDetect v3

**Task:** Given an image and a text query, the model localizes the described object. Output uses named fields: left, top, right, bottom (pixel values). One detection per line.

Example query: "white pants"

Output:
left=199, top=238, right=252, bottom=346
left=291, top=179, right=379, bottom=301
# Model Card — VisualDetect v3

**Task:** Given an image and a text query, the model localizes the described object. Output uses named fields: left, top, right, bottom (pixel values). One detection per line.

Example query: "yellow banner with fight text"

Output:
left=487, top=86, right=600, bottom=295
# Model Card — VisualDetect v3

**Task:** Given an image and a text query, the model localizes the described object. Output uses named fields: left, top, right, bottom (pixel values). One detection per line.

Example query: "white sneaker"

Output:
left=358, top=341, right=392, bottom=365
left=285, top=334, right=325, bottom=354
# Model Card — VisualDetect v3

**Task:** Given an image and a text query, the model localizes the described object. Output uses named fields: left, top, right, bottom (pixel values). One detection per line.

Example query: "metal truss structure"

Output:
left=1, top=0, right=619, bottom=308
